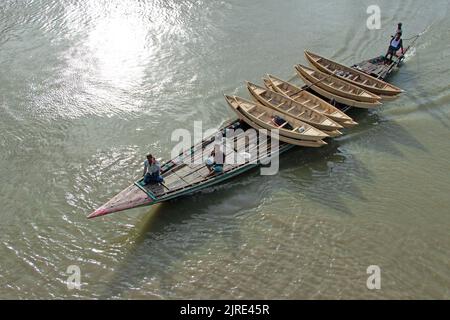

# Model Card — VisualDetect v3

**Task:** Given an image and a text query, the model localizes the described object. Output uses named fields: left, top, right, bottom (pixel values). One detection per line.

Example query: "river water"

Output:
left=1, top=0, right=449, bottom=299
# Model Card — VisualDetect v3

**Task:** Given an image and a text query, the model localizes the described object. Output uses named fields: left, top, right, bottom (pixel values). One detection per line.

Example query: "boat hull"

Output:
left=247, top=82, right=343, bottom=132
left=232, top=96, right=329, bottom=141
left=225, top=95, right=327, bottom=148
left=296, top=65, right=382, bottom=103
left=305, top=50, right=403, bottom=97
left=263, top=76, right=358, bottom=127
left=296, top=68, right=383, bottom=109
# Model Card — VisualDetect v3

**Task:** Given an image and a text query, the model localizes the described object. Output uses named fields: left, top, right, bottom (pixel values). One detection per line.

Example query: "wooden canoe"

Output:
left=228, top=95, right=328, bottom=141
left=295, top=64, right=381, bottom=103
left=225, top=95, right=327, bottom=148
left=295, top=65, right=383, bottom=109
left=305, top=50, right=403, bottom=97
left=247, top=81, right=343, bottom=132
left=263, top=75, right=358, bottom=127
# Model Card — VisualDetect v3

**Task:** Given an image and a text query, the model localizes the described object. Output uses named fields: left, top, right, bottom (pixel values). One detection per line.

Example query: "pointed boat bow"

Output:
left=87, top=184, right=154, bottom=219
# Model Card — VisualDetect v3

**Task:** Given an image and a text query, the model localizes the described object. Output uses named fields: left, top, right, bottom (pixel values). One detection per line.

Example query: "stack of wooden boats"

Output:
left=303, top=51, right=403, bottom=102
left=225, top=51, right=404, bottom=149
left=225, top=95, right=328, bottom=147
left=88, top=50, right=406, bottom=218
left=295, top=64, right=383, bottom=108
left=263, top=75, right=357, bottom=127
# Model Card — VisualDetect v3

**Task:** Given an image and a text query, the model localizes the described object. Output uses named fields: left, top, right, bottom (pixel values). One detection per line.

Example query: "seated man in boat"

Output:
left=385, top=32, right=404, bottom=63
left=205, top=145, right=224, bottom=177
left=142, top=154, right=164, bottom=185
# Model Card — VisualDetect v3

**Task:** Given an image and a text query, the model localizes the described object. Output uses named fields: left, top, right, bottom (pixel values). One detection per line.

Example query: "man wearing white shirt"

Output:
left=143, top=154, right=164, bottom=185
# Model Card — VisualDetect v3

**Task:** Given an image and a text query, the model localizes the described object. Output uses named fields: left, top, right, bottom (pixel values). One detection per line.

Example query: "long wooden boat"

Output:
left=295, top=64, right=381, bottom=103
left=225, top=95, right=327, bottom=148
left=262, top=78, right=343, bottom=136
left=88, top=119, right=295, bottom=218
left=247, top=81, right=343, bottom=133
left=89, top=50, right=409, bottom=219
left=230, top=95, right=328, bottom=141
left=263, top=75, right=357, bottom=127
left=295, top=65, right=383, bottom=109
left=305, top=50, right=403, bottom=97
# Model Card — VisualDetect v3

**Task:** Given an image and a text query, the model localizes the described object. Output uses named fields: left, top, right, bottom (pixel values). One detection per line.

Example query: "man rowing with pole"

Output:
left=385, top=31, right=404, bottom=64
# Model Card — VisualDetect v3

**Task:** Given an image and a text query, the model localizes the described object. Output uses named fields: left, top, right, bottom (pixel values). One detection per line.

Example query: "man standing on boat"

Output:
left=385, top=31, right=404, bottom=63
left=142, top=154, right=164, bottom=185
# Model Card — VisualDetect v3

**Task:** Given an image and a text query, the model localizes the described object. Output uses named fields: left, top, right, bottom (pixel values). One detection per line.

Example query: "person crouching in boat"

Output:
left=385, top=32, right=404, bottom=63
left=205, top=145, right=224, bottom=177
left=143, top=154, right=164, bottom=185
